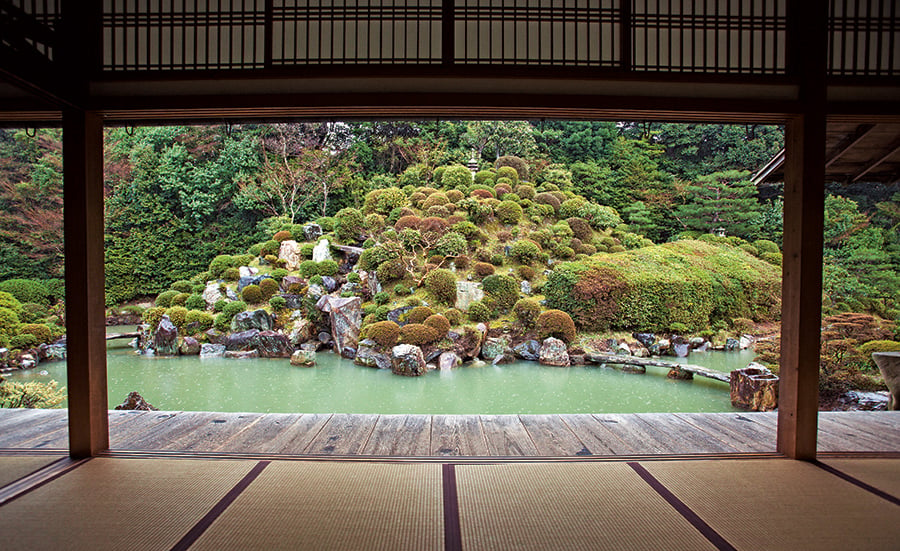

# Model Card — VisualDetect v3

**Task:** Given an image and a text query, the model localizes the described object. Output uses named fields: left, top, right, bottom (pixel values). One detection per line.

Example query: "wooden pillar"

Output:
left=777, top=0, right=827, bottom=461
left=63, top=109, right=108, bottom=458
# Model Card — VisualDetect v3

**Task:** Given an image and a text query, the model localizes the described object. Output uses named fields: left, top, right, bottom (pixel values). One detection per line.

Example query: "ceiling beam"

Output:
left=851, top=137, right=900, bottom=182
left=824, top=123, right=876, bottom=168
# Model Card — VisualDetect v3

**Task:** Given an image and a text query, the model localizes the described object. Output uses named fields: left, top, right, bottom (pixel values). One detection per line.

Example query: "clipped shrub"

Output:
left=170, top=293, right=189, bottom=306
left=422, top=192, right=450, bottom=210
left=753, top=239, right=780, bottom=255
left=364, top=187, right=408, bottom=215
left=514, top=184, right=535, bottom=200
left=566, top=217, right=593, bottom=241
left=171, top=280, right=193, bottom=293
left=377, top=258, right=407, bottom=282
left=424, top=314, right=451, bottom=337
left=259, top=278, right=279, bottom=299
left=426, top=205, right=451, bottom=218
left=761, top=252, right=782, bottom=266
left=0, top=306, right=21, bottom=340
left=407, top=306, right=435, bottom=325
left=373, top=291, right=390, bottom=305
left=185, top=294, right=206, bottom=310
left=454, top=255, right=471, bottom=271
left=270, top=268, right=289, bottom=283
left=441, top=165, right=473, bottom=189
left=0, top=291, right=22, bottom=314
left=213, top=299, right=227, bottom=313
left=400, top=323, right=439, bottom=345
left=467, top=301, right=493, bottom=322
left=10, top=333, right=39, bottom=349
left=260, top=240, right=281, bottom=257
left=473, top=262, right=495, bottom=278
left=165, top=306, right=189, bottom=328
left=517, top=265, right=535, bottom=281
left=20, top=323, right=52, bottom=344
left=299, top=260, right=319, bottom=278
left=241, top=285, right=264, bottom=304
left=494, top=183, right=513, bottom=198
left=155, top=290, right=179, bottom=308
left=490, top=254, right=504, bottom=266
left=446, top=189, right=465, bottom=203
left=223, top=267, right=241, bottom=281
left=471, top=188, right=495, bottom=199
left=419, top=217, right=449, bottom=234
left=269, top=296, right=287, bottom=311
left=222, top=300, right=248, bottom=319
left=273, top=230, right=292, bottom=242
left=393, top=284, right=411, bottom=296
left=474, top=170, right=495, bottom=185
left=214, top=312, right=231, bottom=332
left=334, top=207, right=366, bottom=243
left=358, top=246, right=397, bottom=271
left=482, top=274, right=519, bottom=311
left=443, top=308, right=463, bottom=326
left=536, top=310, right=576, bottom=342
left=509, top=240, right=541, bottom=264
left=185, top=310, right=214, bottom=331
left=496, top=155, right=528, bottom=181
left=534, top=192, right=561, bottom=214
left=368, top=320, right=401, bottom=347
left=513, top=299, right=541, bottom=329
left=495, top=200, right=523, bottom=224
left=495, top=166, right=519, bottom=185
left=317, top=259, right=340, bottom=276
left=432, top=232, right=467, bottom=257
left=0, top=279, right=51, bottom=305
left=19, top=302, right=48, bottom=323
left=248, top=243, right=264, bottom=256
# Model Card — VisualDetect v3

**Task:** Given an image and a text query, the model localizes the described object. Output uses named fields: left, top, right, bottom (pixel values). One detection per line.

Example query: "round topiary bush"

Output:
left=165, top=306, right=189, bottom=328
left=185, top=294, right=206, bottom=310
left=19, top=323, right=52, bottom=344
left=422, top=192, right=449, bottom=210
left=367, top=320, right=401, bottom=347
left=214, top=312, right=231, bottom=332
left=471, top=188, right=495, bottom=199
left=171, top=293, right=190, bottom=306
left=260, top=240, right=281, bottom=257
left=213, top=299, right=227, bottom=313
left=473, top=262, right=495, bottom=278
left=299, top=260, right=319, bottom=278
left=441, top=165, right=474, bottom=189
left=432, top=232, right=467, bottom=257
left=399, top=323, right=439, bottom=345
left=513, top=299, right=541, bottom=329
left=517, top=265, right=535, bottom=281
left=0, top=291, right=22, bottom=314
left=423, top=269, right=457, bottom=305
left=364, top=187, right=408, bottom=215
left=407, top=306, right=435, bottom=325
left=482, top=274, right=519, bottom=311
left=423, top=314, right=451, bottom=338
left=334, top=207, right=366, bottom=243
left=474, top=170, right=495, bottom=185
left=446, top=189, right=465, bottom=203
left=273, top=230, right=292, bottom=242
left=534, top=192, right=561, bottom=214
left=269, top=295, right=287, bottom=311
left=509, top=240, right=541, bottom=264
left=467, top=301, right=493, bottom=322
left=259, top=278, right=279, bottom=299
left=514, top=184, right=535, bottom=200
left=270, top=268, right=288, bottom=282
left=209, top=254, right=235, bottom=278
left=185, top=310, right=214, bottom=331
left=536, top=309, right=577, bottom=342
left=0, top=279, right=51, bottom=306
left=317, top=259, right=340, bottom=276
left=496, top=155, right=528, bottom=181
left=170, top=280, right=193, bottom=293
left=155, top=290, right=179, bottom=308
left=241, top=284, right=263, bottom=304
left=222, top=300, right=247, bottom=319
left=442, top=308, right=462, bottom=326
left=223, top=267, right=241, bottom=281
left=495, top=200, right=523, bottom=224
left=566, top=217, right=593, bottom=241
left=376, top=258, right=406, bottom=282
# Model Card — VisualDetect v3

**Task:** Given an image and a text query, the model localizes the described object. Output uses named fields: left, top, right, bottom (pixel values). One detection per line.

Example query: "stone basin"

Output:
left=872, top=352, right=900, bottom=410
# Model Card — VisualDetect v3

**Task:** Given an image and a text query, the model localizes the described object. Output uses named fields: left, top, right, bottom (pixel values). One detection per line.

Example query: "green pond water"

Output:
left=8, top=327, right=755, bottom=414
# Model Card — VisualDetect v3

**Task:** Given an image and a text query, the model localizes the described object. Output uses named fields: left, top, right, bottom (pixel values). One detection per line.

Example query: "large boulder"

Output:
left=225, top=350, right=259, bottom=359
left=316, top=295, right=362, bottom=356
left=312, top=238, right=332, bottom=262
left=303, top=223, right=322, bottom=242
left=481, top=336, right=510, bottom=361
left=439, top=351, right=461, bottom=370
left=455, top=324, right=486, bottom=360
left=237, top=275, right=273, bottom=292
left=632, top=332, right=656, bottom=348
left=202, top=283, right=224, bottom=309
left=355, top=339, right=392, bottom=369
left=199, top=343, right=226, bottom=358
left=238, top=266, right=259, bottom=278
left=151, top=315, right=178, bottom=356
left=513, top=340, right=541, bottom=361
left=288, top=316, right=315, bottom=346
left=278, top=239, right=303, bottom=271
left=222, top=329, right=260, bottom=351
left=282, top=294, right=306, bottom=309
left=114, top=392, right=158, bottom=411
left=252, top=331, right=293, bottom=358
left=391, top=344, right=427, bottom=376
left=539, top=337, right=570, bottom=367
left=455, top=281, right=484, bottom=311
left=281, top=275, right=305, bottom=293
left=290, top=349, right=316, bottom=367
left=231, top=309, right=274, bottom=332
left=179, top=337, right=201, bottom=356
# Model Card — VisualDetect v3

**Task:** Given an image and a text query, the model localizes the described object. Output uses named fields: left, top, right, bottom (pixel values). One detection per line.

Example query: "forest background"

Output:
left=0, top=120, right=897, bottom=319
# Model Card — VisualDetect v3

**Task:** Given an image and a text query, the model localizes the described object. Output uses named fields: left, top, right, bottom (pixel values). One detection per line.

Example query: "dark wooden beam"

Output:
left=778, top=0, right=827, bottom=461
left=824, top=124, right=876, bottom=168
left=851, top=137, right=900, bottom=182
left=63, top=109, right=108, bottom=458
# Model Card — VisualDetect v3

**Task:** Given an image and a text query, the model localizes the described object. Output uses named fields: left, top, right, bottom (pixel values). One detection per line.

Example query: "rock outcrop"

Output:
left=391, top=344, right=426, bottom=376
left=539, top=337, right=570, bottom=367
left=151, top=316, right=178, bottom=356
left=278, top=239, right=303, bottom=271
left=316, top=295, right=361, bottom=356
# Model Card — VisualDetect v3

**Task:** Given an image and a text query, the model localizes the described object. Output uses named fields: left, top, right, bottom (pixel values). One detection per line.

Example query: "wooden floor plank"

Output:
left=110, top=412, right=180, bottom=448
left=361, top=415, right=432, bottom=456
left=0, top=410, right=67, bottom=448
left=519, top=415, right=590, bottom=456
left=479, top=415, right=538, bottom=456
left=215, top=413, right=306, bottom=454
left=816, top=416, right=896, bottom=452
left=672, top=413, right=775, bottom=453
left=819, top=412, right=900, bottom=446
left=430, top=415, right=490, bottom=456
left=168, top=413, right=266, bottom=452
left=558, top=414, right=635, bottom=455
left=116, top=412, right=220, bottom=450
left=304, top=414, right=378, bottom=455
left=635, top=413, right=744, bottom=454
left=592, top=414, right=682, bottom=454
left=265, top=414, right=333, bottom=454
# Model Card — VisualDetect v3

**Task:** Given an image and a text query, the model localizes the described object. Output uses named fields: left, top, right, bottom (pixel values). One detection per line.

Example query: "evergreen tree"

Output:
left=674, top=170, right=762, bottom=238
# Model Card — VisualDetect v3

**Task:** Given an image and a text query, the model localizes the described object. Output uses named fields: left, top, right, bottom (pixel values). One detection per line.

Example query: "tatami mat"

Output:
left=0, top=458, right=256, bottom=551
left=189, top=461, right=443, bottom=551
left=643, top=459, right=900, bottom=551
left=0, top=455, right=63, bottom=488
left=821, top=458, right=900, bottom=498
left=455, top=462, right=719, bottom=551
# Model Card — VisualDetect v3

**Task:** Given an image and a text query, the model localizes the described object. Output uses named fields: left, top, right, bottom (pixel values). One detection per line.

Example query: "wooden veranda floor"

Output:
left=1, top=409, right=899, bottom=457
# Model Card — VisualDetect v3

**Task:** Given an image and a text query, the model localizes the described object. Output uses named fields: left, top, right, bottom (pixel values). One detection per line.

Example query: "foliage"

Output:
left=674, top=170, right=762, bottom=239
left=317, top=259, right=340, bottom=276
left=19, top=323, right=52, bottom=344
left=442, top=308, right=462, bottom=326
left=431, top=232, right=467, bottom=257
left=536, top=310, right=577, bottom=342
left=440, top=165, right=473, bottom=189
left=334, top=207, right=366, bottom=242
left=222, top=300, right=248, bottom=319
left=0, top=291, right=22, bottom=314
left=399, top=323, right=439, bottom=345
left=513, top=298, right=541, bottom=329
left=423, top=314, right=451, bottom=337
left=155, top=290, right=179, bottom=308
left=368, top=320, right=401, bottom=347
left=0, top=379, right=65, bottom=408
left=268, top=295, right=287, bottom=310
left=495, top=200, right=523, bottom=224
left=467, top=301, right=493, bottom=322
left=482, top=275, right=519, bottom=312
left=165, top=306, right=189, bottom=328
left=259, top=278, right=279, bottom=299
left=184, top=310, right=214, bottom=331
left=407, top=306, right=435, bottom=325
left=0, top=279, right=51, bottom=306
left=240, top=284, right=263, bottom=304
left=509, top=240, right=541, bottom=264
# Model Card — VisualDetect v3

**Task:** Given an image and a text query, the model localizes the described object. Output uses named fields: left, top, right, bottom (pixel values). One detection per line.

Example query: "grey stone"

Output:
left=689, top=337, right=707, bottom=348
left=288, top=317, right=314, bottom=346
left=481, top=336, right=510, bottom=361
left=225, top=350, right=259, bottom=359
left=492, top=351, right=515, bottom=365
left=222, top=329, right=260, bottom=351
left=283, top=294, right=306, bottom=309
left=672, top=343, right=691, bottom=357
left=39, top=343, right=67, bottom=361
left=202, top=283, right=224, bottom=309
left=200, top=343, right=226, bottom=358
left=321, top=276, right=337, bottom=292
left=251, top=331, right=293, bottom=358
left=226, top=288, right=239, bottom=301
left=238, top=266, right=259, bottom=278
left=151, top=316, right=178, bottom=356
left=281, top=276, right=305, bottom=293
left=539, top=337, right=570, bottom=367
left=237, top=275, right=273, bottom=292
left=439, top=351, right=461, bottom=370
left=632, top=332, right=656, bottom=348
left=455, top=281, right=484, bottom=311
left=178, top=337, right=201, bottom=356
left=312, top=239, right=332, bottom=262
left=387, top=306, right=414, bottom=326
left=520, top=280, right=532, bottom=295
left=278, top=240, right=303, bottom=271
left=364, top=271, right=382, bottom=295
left=317, top=332, right=332, bottom=344
left=306, top=284, right=325, bottom=300
left=725, top=337, right=740, bottom=351
left=391, top=344, right=427, bottom=376
left=231, top=309, right=274, bottom=332
left=20, top=354, right=36, bottom=369
left=616, top=342, right=632, bottom=356
left=316, top=295, right=362, bottom=356
left=303, top=223, right=322, bottom=242
left=114, top=392, right=158, bottom=411
left=872, top=352, right=900, bottom=410
left=290, top=349, right=316, bottom=367
left=513, top=340, right=541, bottom=361
left=355, top=339, right=392, bottom=370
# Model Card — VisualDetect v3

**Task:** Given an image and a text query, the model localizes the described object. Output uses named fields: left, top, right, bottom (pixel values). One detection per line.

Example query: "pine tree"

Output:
left=674, top=170, right=762, bottom=238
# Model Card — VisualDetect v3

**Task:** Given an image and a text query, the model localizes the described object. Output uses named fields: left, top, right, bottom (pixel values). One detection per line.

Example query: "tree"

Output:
left=462, top=121, right=537, bottom=161
left=673, top=170, right=762, bottom=238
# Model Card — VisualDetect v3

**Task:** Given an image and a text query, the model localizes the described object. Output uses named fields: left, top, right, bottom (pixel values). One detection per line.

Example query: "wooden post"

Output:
left=778, top=0, right=827, bottom=461
left=63, top=109, right=108, bottom=458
